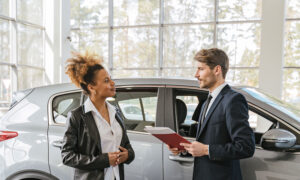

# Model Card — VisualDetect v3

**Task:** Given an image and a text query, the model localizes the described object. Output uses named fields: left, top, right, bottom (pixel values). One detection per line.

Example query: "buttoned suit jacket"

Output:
left=194, top=85, right=255, bottom=180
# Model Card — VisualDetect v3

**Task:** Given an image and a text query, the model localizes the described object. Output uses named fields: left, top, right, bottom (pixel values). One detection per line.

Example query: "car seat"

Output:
left=175, top=99, right=187, bottom=136
left=189, top=99, right=205, bottom=137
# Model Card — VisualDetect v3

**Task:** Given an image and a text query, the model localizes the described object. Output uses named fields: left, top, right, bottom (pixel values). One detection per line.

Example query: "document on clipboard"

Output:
left=144, top=126, right=191, bottom=150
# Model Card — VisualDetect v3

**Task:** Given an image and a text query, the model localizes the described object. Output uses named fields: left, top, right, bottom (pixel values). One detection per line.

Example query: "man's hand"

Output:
left=167, top=145, right=184, bottom=155
left=180, top=141, right=209, bottom=157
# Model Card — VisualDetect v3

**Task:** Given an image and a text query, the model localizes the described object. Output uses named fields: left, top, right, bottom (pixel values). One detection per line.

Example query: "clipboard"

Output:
left=144, top=126, right=191, bottom=150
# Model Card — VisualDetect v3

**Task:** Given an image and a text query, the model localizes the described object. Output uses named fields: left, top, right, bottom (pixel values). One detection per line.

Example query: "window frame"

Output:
left=48, top=86, right=164, bottom=132
left=248, top=102, right=300, bottom=146
left=48, top=89, right=83, bottom=126
left=69, top=0, right=262, bottom=81
left=166, top=85, right=300, bottom=146
left=113, top=86, right=160, bottom=133
left=0, top=0, right=45, bottom=111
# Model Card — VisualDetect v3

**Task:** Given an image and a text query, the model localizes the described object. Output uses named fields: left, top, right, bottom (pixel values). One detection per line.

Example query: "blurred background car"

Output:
left=119, top=104, right=154, bottom=121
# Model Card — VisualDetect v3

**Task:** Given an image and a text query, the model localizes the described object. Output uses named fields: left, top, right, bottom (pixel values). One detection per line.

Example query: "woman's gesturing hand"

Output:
left=108, top=152, right=119, bottom=166
left=108, top=146, right=129, bottom=166
left=117, top=146, right=128, bottom=165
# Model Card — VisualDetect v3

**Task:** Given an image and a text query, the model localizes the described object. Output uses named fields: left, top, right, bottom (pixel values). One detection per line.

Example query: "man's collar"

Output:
left=210, top=82, right=227, bottom=98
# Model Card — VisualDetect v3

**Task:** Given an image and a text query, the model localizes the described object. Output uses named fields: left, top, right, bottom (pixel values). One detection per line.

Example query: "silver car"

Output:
left=1, top=78, right=300, bottom=180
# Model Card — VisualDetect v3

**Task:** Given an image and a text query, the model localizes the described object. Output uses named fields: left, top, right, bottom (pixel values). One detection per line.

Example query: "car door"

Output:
left=240, top=105, right=300, bottom=180
left=48, top=90, right=82, bottom=180
left=163, top=87, right=208, bottom=180
left=111, top=86, right=164, bottom=180
left=48, top=86, right=165, bottom=180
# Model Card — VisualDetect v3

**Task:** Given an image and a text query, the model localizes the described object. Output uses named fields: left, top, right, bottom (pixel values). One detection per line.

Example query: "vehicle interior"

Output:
left=52, top=92, right=81, bottom=124
left=109, top=88, right=158, bottom=132
left=173, top=89, right=208, bottom=138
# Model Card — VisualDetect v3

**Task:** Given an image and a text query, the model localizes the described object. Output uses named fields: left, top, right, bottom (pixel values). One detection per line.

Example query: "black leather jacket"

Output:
left=61, top=105, right=135, bottom=180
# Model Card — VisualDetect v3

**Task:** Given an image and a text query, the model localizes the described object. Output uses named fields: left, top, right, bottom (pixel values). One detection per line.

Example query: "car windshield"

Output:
left=242, top=88, right=300, bottom=122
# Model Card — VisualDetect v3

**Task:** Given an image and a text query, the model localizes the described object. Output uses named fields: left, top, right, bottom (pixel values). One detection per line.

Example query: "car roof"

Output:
left=33, top=77, right=247, bottom=90
left=114, top=78, right=200, bottom=87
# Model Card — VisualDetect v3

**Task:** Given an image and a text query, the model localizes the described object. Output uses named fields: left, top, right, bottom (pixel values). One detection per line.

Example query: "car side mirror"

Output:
left=261, top=128, right=296, bottom=151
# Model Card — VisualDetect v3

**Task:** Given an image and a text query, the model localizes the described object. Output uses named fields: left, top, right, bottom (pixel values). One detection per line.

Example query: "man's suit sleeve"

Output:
left=208, top=93, right=255, bottom=160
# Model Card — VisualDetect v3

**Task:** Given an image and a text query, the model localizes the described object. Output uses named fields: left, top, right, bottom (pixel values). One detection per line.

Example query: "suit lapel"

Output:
left=197, top=94, right=223, bottom=138
left=196, top=102, right=206, bottom=138
left=197, top=85, right=231, bottom=139
left=81, top=111, right=102, bottom=150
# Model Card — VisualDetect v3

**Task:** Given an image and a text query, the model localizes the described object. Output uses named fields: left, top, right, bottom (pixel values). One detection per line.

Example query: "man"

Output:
left=169, top=48, right=255, bottom=180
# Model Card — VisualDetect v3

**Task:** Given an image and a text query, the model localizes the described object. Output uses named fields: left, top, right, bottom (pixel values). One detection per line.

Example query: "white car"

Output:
left=0, top=78, right=299, bottom=180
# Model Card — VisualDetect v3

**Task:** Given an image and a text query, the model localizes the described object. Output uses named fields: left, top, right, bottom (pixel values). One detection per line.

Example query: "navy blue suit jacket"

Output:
left=193, top=85, right=255, bottom=180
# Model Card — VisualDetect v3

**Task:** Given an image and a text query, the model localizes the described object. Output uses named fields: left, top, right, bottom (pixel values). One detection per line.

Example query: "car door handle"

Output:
left=52, top=140, right=63, bottom=148
left=168, top=154, right=194, bottom=163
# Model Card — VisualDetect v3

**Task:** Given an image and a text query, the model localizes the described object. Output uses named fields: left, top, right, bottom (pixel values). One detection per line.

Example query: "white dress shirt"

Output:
left=84, top=98, right=123, bottom=180
left=205, top=82, right=227, bottom=156
left=205, top=82, right=228, bottom=117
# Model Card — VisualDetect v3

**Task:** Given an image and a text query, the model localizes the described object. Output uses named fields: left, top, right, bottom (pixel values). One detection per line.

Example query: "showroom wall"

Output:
left=0, top=0, right=299, bottom=115
left=0, top=0, right=45, bottom=117
left=61, top=0, right=300, bottom=111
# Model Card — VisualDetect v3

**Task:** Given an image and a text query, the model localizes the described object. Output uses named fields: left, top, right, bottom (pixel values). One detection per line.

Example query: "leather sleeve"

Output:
left=115, top=109, right=135, bottom=164
left=123, top=132, right=135, bottom=164
left=61, top=112, right=110, bottom=170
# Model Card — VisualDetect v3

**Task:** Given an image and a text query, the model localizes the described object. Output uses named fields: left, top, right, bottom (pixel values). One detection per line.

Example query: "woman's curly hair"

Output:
left=65, top=51, right=104, bottom=94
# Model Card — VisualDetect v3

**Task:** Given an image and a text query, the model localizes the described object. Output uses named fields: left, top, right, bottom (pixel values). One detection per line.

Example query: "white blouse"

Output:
left=84, top=98, right=123, bottom=180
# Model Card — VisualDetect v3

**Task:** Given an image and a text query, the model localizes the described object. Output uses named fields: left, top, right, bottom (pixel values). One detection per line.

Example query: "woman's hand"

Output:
left=108, top=152, right=119, bottom=166
left=117, top=146, right=128, bottom=165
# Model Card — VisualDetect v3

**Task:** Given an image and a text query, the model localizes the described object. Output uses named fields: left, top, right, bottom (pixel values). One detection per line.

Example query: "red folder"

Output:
left=144, top=126, right=191, bottom=150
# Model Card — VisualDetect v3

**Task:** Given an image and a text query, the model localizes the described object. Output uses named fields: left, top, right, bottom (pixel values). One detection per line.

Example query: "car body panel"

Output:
left=125, top=132, right=163, bottom=180
left=163, top=141, right=194, bottom=180
left=48, top=125, right=74, bottom=180
left=0, top=88, right=50, bottom=178
left=241, top=148, right=300, bottom=180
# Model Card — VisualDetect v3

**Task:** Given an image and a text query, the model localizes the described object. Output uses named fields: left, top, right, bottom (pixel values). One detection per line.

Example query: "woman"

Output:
left=61, top=51, right=135, bottom=180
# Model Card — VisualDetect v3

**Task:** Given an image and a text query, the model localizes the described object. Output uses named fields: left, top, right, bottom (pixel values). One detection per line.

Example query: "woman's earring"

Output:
left=94, top=91, right=97, bottom=95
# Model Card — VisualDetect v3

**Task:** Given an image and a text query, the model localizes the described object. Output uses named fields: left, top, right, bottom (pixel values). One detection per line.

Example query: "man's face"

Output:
left=194, top=62, right=217, bottom=89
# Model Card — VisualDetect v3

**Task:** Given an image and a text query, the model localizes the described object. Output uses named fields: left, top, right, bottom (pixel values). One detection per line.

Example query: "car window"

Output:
left=119, top=99, right=143, bottom=120
left=175, top=95, right=200, bottom=138
left=176, top=96, right=198, bottom=125
left=142, top=96, right=157, bottom=121
left=52, top=92, right=81, bottom=124
left=109, top=88, right=158, bottom=132
left=172, top=88, right=209, bottom=138
left=243, top=88, right=300, bottom=122
left=248, top=109, right=275, bottom=145
left=249, top=110, right=273, bottom=134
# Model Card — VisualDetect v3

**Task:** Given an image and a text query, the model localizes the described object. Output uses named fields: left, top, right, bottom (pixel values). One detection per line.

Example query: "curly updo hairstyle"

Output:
left=65, top=51, right=104, bottom=95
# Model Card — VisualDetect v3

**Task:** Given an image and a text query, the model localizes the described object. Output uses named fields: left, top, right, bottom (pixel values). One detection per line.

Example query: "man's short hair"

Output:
left=194, top=48, right=229, bottom=78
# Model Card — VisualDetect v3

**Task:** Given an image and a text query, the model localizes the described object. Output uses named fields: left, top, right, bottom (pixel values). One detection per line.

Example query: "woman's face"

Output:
left=89, top=69, right=116, bottom=98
